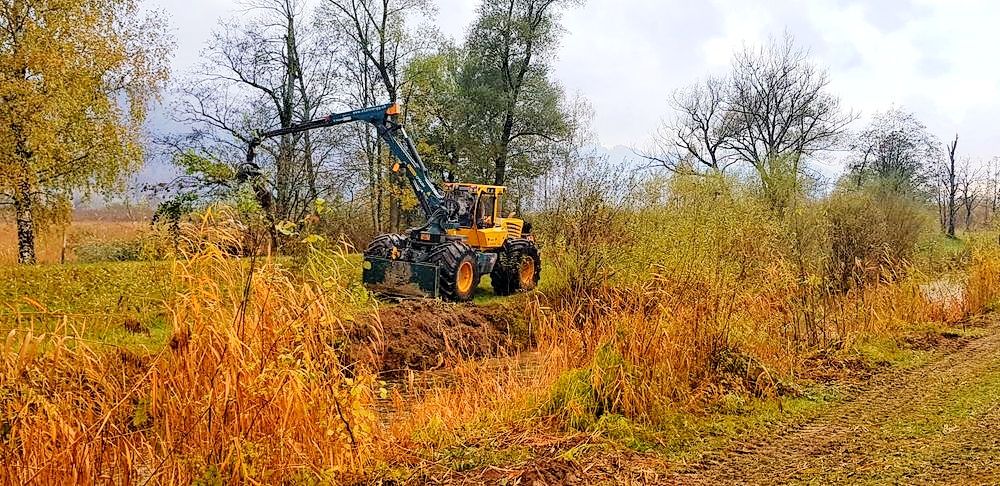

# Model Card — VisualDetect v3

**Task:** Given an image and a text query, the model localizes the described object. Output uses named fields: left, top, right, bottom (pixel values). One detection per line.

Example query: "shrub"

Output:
left=545, top=368, right=599, bottom=429
left=73, top=229, right=172, bottom=263
left=823, top=189, right=930, bottom=291
left=533, top=157, right=637, bottom=295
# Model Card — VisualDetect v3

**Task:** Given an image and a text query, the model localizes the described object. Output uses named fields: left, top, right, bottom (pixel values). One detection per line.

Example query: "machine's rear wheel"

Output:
left=364, top=233, right=407, bottom=259
left=424, top=240, right=480, bottom=302
left=491, top=239, right=541, bottom=296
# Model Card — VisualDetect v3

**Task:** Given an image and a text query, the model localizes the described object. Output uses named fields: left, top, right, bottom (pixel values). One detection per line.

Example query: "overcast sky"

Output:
left=147, top=0, right=1000, bottom=178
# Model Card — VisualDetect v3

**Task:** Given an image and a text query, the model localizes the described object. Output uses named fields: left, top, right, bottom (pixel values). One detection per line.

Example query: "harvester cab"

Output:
left=246, top=103, right=540, bottom=302
left=445, top=183, right=529, bottom=244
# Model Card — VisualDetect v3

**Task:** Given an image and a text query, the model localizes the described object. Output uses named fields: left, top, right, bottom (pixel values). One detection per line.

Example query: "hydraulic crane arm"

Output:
left=245, top=103, right=445, bottom=218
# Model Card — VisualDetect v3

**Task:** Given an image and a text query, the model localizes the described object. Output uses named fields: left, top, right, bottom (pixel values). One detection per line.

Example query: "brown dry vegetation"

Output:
left=0, top=221, right=152, bottom=265
left=2, top=178, right=999, bottom=483
left=2, top=232, right=380, bottom=483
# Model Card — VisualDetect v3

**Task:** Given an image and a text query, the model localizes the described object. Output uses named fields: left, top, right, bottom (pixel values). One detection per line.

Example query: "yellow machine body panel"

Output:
left=444, top=183, right=525, bottom=250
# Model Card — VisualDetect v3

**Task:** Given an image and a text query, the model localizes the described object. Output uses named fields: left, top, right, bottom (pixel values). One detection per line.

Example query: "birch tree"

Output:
left=0, top=0, right=171, bottom=263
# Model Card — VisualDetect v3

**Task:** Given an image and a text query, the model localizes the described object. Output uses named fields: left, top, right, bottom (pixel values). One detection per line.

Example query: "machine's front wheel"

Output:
left=364, top=233, right=407, bottom=259
left=424, top=240, right=480, bottom=302
left=491, top=239, right=541, bottom=296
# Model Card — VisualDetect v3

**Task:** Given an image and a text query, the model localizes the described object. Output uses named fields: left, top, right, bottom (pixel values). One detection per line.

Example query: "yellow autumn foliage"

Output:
left=0, top=0, right=171, bottom=261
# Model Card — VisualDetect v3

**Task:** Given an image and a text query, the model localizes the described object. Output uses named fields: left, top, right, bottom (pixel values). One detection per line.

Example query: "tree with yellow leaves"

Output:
left=0, top=0, right=171, bottom=263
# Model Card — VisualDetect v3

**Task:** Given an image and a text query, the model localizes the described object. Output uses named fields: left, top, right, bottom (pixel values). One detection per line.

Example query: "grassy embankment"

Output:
left=0, top=261, right=173, bottom=351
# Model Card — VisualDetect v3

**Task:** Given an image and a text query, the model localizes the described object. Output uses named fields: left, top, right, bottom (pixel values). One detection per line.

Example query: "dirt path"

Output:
left=420, top=319, right=1000, bottom=485
left=676, top=321, right=1000, bottom=485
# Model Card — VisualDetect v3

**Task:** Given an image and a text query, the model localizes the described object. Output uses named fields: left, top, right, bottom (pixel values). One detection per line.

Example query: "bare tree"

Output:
left=333, top=43, right=391, bottom=232
left=164, top=0, right=342, bottom=227
left=530, top=94, right=599, bottom=213
left=318, top=0, right=433, bottom=231
left=214, top=1, right=298, bottom=218
left=644, top=76, right=734, bottom=174
left=724, top=34, right=855, bottom=205
left=957, top=158, right=982, bottom=231
left=987, top=157, right=1000, bottom=222
left=937, top=134, right=960, bottom=238
left=318, top=0, right=431, bottom=103
left=848, top=107, right=939, bottom=193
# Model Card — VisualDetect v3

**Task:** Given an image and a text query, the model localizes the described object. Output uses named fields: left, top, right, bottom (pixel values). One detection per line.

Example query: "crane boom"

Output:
left=246, top=103, right=445, bottom=220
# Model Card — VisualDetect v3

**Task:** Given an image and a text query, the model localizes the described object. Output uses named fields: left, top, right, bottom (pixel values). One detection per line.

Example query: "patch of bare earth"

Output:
left=343, top=300, right=528, bottom=376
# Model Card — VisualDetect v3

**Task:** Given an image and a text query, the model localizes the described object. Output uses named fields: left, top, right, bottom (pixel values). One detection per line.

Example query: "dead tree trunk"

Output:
left=946, top=134, right=959, bottom=238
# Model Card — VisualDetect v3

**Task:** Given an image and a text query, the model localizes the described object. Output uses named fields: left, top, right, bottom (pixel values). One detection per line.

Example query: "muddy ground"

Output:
left=343, top=299, right=532, bottom=376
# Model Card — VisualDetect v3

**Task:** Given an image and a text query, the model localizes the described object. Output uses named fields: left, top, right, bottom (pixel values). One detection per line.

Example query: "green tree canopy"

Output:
left=462, top=0, right=575, bottom=186
left=404, top=0, right=577, bottom=191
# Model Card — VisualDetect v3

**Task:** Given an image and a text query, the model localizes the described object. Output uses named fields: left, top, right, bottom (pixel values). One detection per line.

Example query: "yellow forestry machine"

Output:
left=246, top=103, right=540, bottom=302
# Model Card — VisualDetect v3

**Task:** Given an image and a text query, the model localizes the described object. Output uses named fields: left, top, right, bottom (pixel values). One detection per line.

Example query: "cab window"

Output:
left=454, top=190, right=476, bottom=228
left=477, top=194, right=497, bottom=228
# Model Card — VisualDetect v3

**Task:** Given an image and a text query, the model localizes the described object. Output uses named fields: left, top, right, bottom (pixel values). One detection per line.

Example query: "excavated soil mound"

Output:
left=344, top=300, right=528, bottom=376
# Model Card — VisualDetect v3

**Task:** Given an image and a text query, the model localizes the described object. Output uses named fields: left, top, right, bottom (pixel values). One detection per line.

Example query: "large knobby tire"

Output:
left=491, top=239, right=541, bottom=296
left=424, top=240, right=480, bottom=302
left=364, top=233, right=407, bottom=259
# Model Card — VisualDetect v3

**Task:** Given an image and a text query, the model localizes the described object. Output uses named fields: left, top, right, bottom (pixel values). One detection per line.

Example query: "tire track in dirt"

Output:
left=676, top=320, right=1000, bottom=485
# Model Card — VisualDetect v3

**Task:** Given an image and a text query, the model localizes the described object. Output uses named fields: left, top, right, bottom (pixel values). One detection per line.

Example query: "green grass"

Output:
left=852, top=337, right=929, bottom=369
left=0, top=260, right=175, bottom=351
left=0, top=260, right=172, bottom=312
left=887, top=372, right=1000, bottom=437
left=586, top=386, right=842, bottom=461
left=844, top=354, right=1000, bottom=483
left=878, top=354, right=1000, bottom=440
left=913, top=232, right=970, bottom=273
left=471, top=274, right=512, bottom=304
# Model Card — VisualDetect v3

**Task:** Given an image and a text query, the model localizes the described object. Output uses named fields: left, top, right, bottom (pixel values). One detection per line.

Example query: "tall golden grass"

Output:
left=1, top=218, right=382, bottom=483
left=964, top=238, right=1000, bottom=315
